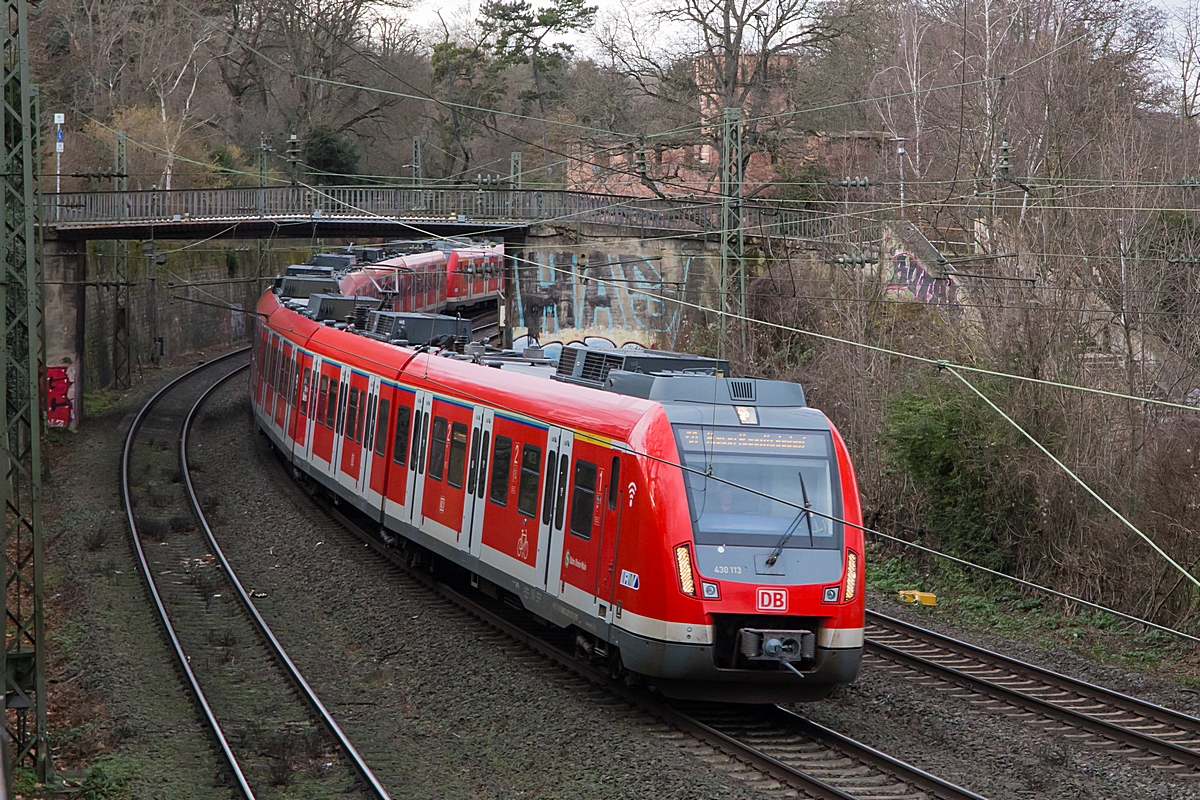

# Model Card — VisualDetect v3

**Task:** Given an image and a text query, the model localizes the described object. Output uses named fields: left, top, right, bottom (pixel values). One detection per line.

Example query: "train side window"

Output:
left=553, top=454, right=569, bottom=531
left=428, top=416, right=448, bottom=481
left=409, top=409, right=423, bottom=465
left=608, top=456, right=621, bottom=509
left=541, top=449, right=557, bottom=524
left=477, top=431, right=491, bottom=499
left=346, top=388, right=359, bottom=441
left=324, top=379, right=333, bottom=429
left=336, top=382, right=348, bottom=434
left=317, top=376, right=329, bottom=427
left=374, top=399, right=390, bottom=457
left=359, top=392, right=372, bottom=445
left=570, top=460, right=598, bottom=540
left=489, top=435, right=512, bottom=506
left=420, top=413, right=430, bottom=472
left=517, top=444, right=542, bottom=518
left=467, top=431, right=481, bottom=494
left=393, top=405, right=411, bottom=466
left=362, top=393, right=375, bottom=450
left=300, top=368, right=311, bottom=414
left=447, top=422, right=468, bottom=489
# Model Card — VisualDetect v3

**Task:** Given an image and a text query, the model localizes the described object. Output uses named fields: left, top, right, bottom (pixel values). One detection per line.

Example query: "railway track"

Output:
left=865, top=610, right=1200, bottom=774
left=311, top=496, right=985, bottom=800
left=123, top=351, right=389, bottom=799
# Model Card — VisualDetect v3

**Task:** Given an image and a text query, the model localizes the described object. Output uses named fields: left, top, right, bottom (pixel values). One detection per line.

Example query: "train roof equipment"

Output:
left=277, top=276, right=342, bottom=300
left=554, top=345, right=730, bottom=387
left=552, top=343, right=807, bottom=411
left=309, top=253, right=356, bottom=269
left=284, top=264, right=336, bottom=278
left=364, top=311, right=472, bottom=348
left=302, top=294, right=383, bottom=324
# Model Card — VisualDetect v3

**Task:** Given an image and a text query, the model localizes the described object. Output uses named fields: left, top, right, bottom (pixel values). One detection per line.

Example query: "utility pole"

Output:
left=411, top=137, right=423, bottom=186
left=257, top=135, right=269, bottom=291
left=113, top=132, right=130, bottom=390
left=286, top=133, right=300, bottom=186
left=52, top=112, right=62, bottom=220
left=720, top=107, right=744, bottom=360
left=509, top=151, right=522, bottom=188
left=1, top=0, right=51, bottom=781
left=144, top=243, right=165, bottom=365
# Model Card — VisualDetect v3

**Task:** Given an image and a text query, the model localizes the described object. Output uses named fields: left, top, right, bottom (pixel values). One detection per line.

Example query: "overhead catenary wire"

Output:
left=942, top=364, right=1200, bottom=592
left=83, top=122, right=1200, bottom=419
left=227, top=163, right=1200, bottom=420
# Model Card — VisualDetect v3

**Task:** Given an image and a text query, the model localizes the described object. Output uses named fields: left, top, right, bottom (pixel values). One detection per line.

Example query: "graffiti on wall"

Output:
left=515, top=250, right=705, bottom=336
left=888, top=253, right=958, bottom=309
left=226, top=302, right=246, bottom=339
left=46, top=366, right=74, bottom=428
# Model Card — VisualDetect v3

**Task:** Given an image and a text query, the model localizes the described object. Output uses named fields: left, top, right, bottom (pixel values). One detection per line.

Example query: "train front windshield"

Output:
left=674, top=426, right=841, bottom=549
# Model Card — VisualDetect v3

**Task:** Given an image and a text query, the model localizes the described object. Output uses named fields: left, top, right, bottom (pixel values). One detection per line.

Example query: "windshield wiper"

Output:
left=764, top=471, right=813, bottom=566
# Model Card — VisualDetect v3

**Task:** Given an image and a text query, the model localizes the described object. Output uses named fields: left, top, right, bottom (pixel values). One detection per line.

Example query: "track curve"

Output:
left=122, top=350, right=389, bottom=799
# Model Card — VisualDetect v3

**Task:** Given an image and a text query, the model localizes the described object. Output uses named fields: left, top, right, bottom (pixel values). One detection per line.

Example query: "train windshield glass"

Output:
left=674, top=426, right=840, bottom=549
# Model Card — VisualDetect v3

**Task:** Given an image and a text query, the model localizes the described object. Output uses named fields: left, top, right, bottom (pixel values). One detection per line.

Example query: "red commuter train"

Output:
left=335, top=241, right=503, bottom=314
left=251, top=278, right=864, bottom=703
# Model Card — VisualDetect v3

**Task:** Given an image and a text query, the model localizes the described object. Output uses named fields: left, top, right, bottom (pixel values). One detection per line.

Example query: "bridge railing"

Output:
left=44, top=185, right=844, bottom=240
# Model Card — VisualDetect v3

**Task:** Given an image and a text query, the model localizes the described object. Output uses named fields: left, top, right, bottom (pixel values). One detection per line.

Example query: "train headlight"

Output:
left=844, top=550, right=859, bottom=602
left=674, top=545, right=697, bottom=596
left=702, top=581, right=720, bottom=599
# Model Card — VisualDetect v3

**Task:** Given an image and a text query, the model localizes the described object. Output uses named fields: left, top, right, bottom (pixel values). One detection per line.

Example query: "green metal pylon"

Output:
left=719, top=107, right=744, bottom=360
left=1, top=0, right=50, bottom=781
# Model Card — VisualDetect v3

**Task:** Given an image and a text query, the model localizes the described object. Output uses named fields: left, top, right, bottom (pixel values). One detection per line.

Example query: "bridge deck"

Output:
left=42, top=185, right=835, bottom=241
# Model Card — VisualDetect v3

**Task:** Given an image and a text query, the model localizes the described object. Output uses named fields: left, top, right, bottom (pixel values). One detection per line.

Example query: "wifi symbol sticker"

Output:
left=627, top=481, right=637, bottom=508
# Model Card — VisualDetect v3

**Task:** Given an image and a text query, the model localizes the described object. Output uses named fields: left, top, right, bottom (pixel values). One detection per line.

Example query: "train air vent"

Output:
left=556, top=345, right=580, bottom=377
left=729, top=379, right=756, bottom=402
left=552, top=344, right=731, bottom=388
left=580, top=351, right=624, bottom=384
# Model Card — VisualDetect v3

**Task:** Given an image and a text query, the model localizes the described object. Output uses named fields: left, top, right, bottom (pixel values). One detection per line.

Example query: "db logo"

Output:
left=756, top=587, right=788, bottom=612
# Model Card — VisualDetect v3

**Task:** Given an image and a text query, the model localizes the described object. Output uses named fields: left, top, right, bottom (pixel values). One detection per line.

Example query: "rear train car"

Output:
left=250, top=287, right=863, bottom=703
left=444, top=244, right=503, bottom=311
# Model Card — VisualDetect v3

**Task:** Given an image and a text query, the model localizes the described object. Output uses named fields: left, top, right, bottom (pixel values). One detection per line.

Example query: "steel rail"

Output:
left=182, top=365, right=392, bottom=800
left=120, top=348, right=255, bottom=798
left=865, top=610, right=1200, bottom=770
left=319, top=500, right=982, bottom=800
left=774, top=707, right=988, bottom=800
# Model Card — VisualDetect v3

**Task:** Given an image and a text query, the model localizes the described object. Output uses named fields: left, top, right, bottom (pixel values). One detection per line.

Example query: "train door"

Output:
left=364, top=383, right=393, bottom=510
left=253, top=328, right=268, bottom=409
left=272, top=341, right=291, bottom=433
left=261, top=335, right=275, bottom=419
left=328, top=367, right=351, bottom=482
left=462, top=406, right=494, bottom=555
left=338, top=371, right=372, bottom=491
left=310, top=359, right=339, bottom=470
left=381, top=387, right=414, bottom=519
left=534, top=428, right=564, bottom=586
left=301, top=355, right=322, bottom=464
left=542, top=430, right=574, bottom=595
left=595, top=452, right=625, bottom=620
left=558, top=442, right=608, bottom=610
left=289, top=353, right=310, bottom=450
left=353, top=374, right=383, bottom=505
left=405, top=390, right=433, bottom=525
left=420, top=399, right=474, bottom=545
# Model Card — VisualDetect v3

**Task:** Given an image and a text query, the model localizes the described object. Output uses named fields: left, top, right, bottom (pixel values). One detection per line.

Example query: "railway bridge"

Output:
left=42, top=185, right=848, bottom=429
left=43, top=184, right=831, bottom=241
